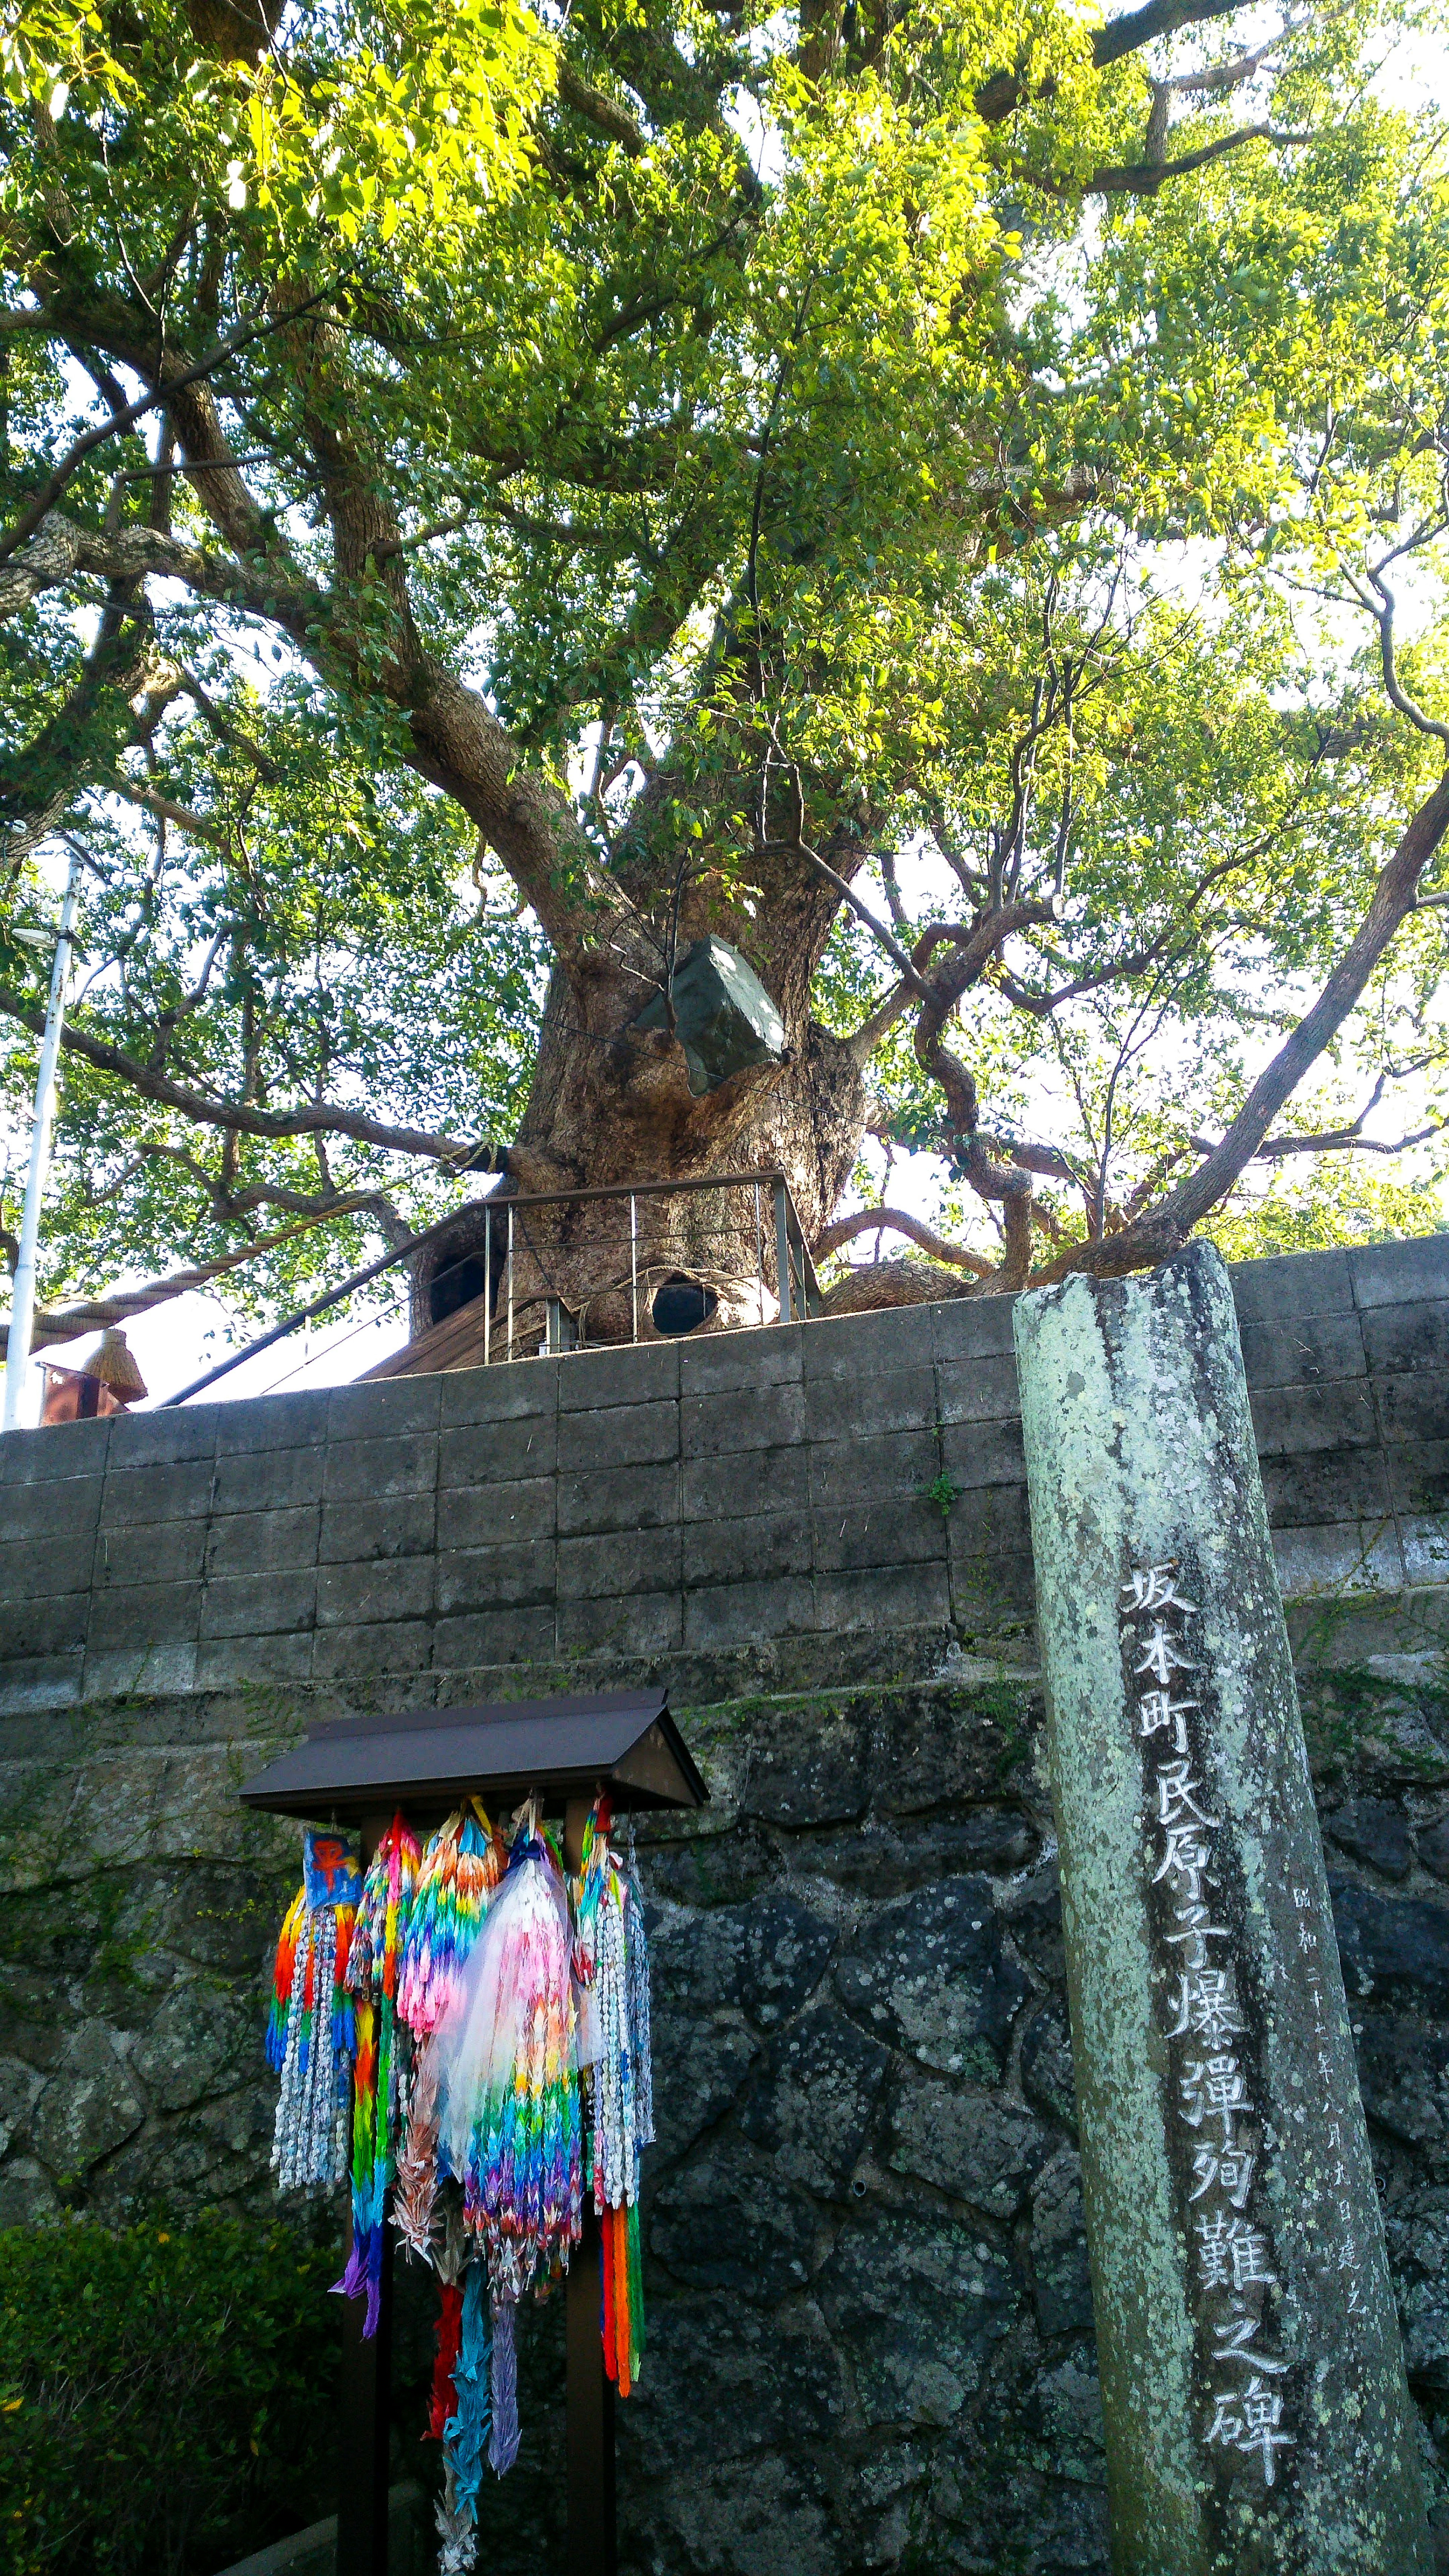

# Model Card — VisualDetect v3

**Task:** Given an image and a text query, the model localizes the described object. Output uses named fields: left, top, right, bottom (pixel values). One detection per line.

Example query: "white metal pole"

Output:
left=3, top=853, right=82, bottom=1432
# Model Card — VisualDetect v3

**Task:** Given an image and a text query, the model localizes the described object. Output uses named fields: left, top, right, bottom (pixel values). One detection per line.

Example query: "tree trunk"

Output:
left=398, top=954, right=870, bottom=1361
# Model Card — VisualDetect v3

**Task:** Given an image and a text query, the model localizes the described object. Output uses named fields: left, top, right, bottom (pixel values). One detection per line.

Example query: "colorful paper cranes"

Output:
left=263, top=1791, right=655, bottom=2575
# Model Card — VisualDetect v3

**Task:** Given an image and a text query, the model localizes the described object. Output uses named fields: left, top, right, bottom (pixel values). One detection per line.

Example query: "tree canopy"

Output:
left=3, top=0, right=1449, bottom=1363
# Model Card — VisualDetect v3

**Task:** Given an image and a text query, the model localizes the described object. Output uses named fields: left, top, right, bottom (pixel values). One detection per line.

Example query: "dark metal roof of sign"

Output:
left=238, top=1685, right=708, bottom=1821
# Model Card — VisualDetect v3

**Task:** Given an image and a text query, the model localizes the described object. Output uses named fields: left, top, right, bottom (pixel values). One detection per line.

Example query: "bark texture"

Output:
left=407, top=977, right=870, bottom=1354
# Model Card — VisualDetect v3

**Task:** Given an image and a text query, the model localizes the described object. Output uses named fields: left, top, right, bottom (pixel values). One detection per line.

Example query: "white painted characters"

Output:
left=1120, top=1560, right=1295, bottom=2493
left=1205, top=2379, right=1294, bottom=2486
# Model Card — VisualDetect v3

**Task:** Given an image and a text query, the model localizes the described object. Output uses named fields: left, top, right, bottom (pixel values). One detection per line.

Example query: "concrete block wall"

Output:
left=2, top=1236, right=1448, bottom=1716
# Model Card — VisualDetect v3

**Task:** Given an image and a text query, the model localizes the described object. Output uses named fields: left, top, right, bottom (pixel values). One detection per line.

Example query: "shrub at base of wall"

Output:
left=0, top=2215, right=341, bottom=2576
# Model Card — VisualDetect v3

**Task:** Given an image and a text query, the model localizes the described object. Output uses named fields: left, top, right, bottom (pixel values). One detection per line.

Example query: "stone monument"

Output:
left=1014, top=1240, right=1429, bottom=2573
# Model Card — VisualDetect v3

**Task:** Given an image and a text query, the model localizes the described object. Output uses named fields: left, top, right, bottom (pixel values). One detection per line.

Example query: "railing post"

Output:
left=630, top=1195, right=638, bottom=1342
left=790, top=1200, right=820, bottom=1317
left=483, top=1204, right=492, bottom=1366
left=506, top=1203, right=514, bottom=1361
left=754, top=1179, right=764, bottom=1324
left=773, top=1179, right=792, bottom=1325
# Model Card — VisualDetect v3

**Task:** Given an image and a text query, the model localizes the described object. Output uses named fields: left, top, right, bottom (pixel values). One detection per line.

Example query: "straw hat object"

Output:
left=77, top=1327, right=148, bottom=1402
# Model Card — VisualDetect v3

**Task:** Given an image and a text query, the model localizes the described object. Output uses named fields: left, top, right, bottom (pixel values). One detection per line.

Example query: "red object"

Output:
left=40, top=1366, right=128, bottom=1423
left=426, top=2279, right=465, bottom=2440
left=599, top=2202, right=631, bottom=2396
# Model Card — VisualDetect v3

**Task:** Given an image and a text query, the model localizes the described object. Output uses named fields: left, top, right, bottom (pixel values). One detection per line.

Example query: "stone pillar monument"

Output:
left=1013, top=1240, right=1429, bottom=2574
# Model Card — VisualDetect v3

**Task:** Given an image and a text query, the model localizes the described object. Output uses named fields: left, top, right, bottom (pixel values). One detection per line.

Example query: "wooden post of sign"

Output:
left=336, top=2197, right=394, bottom=2574
left=336, top=1813, right=395, bottom=2576
left=565, top=1796, right=617, bottom=2576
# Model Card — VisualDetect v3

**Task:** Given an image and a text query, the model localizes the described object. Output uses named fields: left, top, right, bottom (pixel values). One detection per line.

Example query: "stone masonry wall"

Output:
left=2, top=1239, right=1449, bottom=2572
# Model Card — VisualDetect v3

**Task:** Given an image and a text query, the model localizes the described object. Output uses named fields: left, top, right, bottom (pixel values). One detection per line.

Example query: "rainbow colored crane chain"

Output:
left=266, top=1785, right=658, bottom=2498
left=268, top=1876, right=355, bottom=2192
left=400, top=1800, right=502, bottom=2039
left=461, top=1822, right=582, bottom=2299
left=335, top=1812, right=420, bottom=2336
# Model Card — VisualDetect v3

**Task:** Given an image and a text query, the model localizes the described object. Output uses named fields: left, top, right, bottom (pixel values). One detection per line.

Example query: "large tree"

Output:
left=3, top=0, right=1449, bottom=1363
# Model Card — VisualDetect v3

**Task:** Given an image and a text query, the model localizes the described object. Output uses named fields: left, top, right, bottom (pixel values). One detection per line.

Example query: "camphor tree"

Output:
left=3, top=0, right=1449, bottom=1365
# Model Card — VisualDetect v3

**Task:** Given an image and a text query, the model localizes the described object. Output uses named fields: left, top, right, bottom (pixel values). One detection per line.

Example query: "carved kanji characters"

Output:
left=1195, top=2212, right=1274, bottom=2292
left=1166, top=1901, right=1231, bottom=1971
left=1154, top=1760, right=1220, bottom=1831
left=1229, top=2225, right=1277, bottom=2290
left=1136, top=1623, right=1199, bottom=1687
left=1189, top=2144, right=1257, bottom=2208
left=1137, top=1686, right=1198, bottom=1752
left=1238, top=2377, right=1294, bottom=2485
left=1211, top=2307, right=1287, bottom=2374
left=1205, top=2387, right=1243, bottom=2450
left=1166, top=1967, right=1244, bottom=2045
left=1120, top=1565, right=1198, bottom=1616
left=1116, top=1554, right=1298, bottom=2485
left=1205, top=2376, right=1294, bottom=2485
left=1179, top=2053, right=1249, bottom=2143
left=1195, top=2208, right=1238, bottom=2289
left=1153, top=1825, right=1215, bottom=1902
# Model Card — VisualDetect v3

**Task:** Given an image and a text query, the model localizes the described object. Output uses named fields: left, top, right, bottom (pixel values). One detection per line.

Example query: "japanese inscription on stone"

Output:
left=1120, top=1563, right=1294, bottom=2489
left=1017, top=1244, right=1431, bottom=2569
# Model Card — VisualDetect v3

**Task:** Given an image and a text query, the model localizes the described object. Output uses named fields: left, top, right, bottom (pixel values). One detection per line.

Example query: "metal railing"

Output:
left=465, top=1170, right=822, bottom=1367
left=161, top=1170, right=821, bottom=1407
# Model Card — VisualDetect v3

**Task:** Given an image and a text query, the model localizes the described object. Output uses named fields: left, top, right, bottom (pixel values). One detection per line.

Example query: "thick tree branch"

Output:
left=843, top=901, right=1054, bottom=1063
left=0, top=572, right=153, bottom=845
left=1029, top=764, right=1449, bottom=1281
left=1191, top=1065, right=1449, bottom=1158
left=129, top=1138, right=407, bottom=1224
left=0, top=512, right=321, bottom=638
left=1355, top=557, right=1449, bottom=747
left=104, top=774, right=233, bottom=853
left=1169, top=25, right=1301, bottom=93
left=554, top=62, right=647, bottom=154
left=1093, top=0, right=1244, bottom=65
left=788, top=835, right=934, bottom=1000
left=0, top=289, right=337, bottom=567
left=975, top=0, right=1244, bottom=123
left=157, top=336, right=635, bottom=958
left=0, top=981, right=503, bottom=1165
left=814, top=1205, right=992, bottom=1276
left=1076, top=125, right=1310, bottom=197
left=1160, top=769, right=1449, bottom=1224
left=0, top=508, right=614, bottom=959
